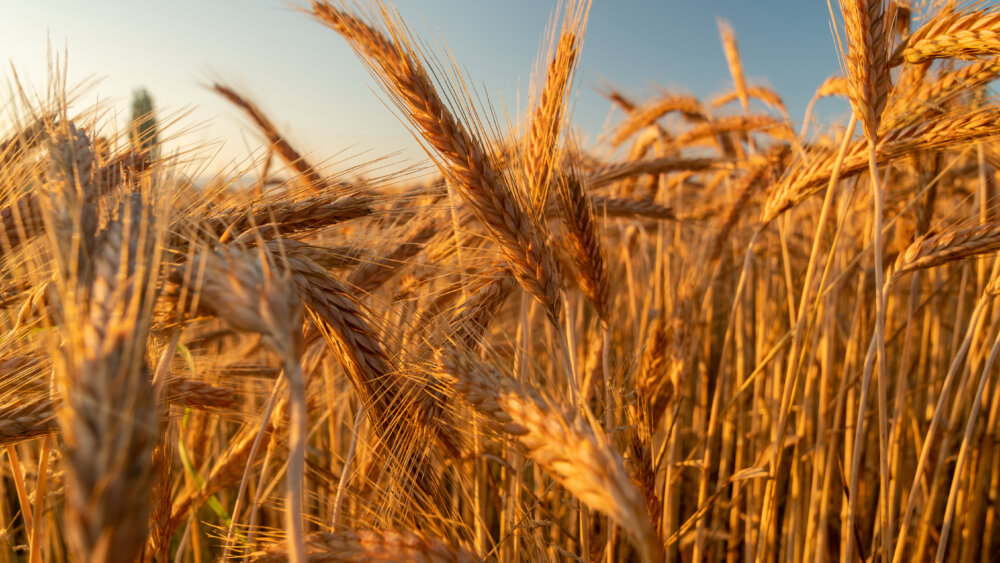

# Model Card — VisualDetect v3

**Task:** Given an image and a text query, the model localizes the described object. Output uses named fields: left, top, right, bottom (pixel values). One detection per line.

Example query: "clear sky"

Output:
left=2, top=1, right=850, bottom=177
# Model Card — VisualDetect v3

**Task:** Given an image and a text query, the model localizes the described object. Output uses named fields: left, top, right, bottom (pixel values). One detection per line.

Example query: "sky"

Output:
left=1, top=1, right=851, bottom=178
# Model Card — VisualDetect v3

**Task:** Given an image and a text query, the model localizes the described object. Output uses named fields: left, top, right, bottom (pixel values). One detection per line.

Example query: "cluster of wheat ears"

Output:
left=3, top=0, right=1000, bottom=561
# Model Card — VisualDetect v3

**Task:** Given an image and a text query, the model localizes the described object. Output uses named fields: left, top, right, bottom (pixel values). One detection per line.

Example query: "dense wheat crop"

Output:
left=3, top=0, right=1000, bottom=561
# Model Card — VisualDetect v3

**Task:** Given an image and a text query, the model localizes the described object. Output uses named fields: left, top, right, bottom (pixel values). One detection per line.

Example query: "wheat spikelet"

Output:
left=710, top=86, right=789, bottom=117
left=180, top=245, right=306, bottom=561
left=814, top=75, right=849, bottom=99
left=525, top=17, right=583, bottom=211
left=600, top=87, right=639, bottom=113
left=610, top=94, right=707, bottom=147
left=718, top=20, right=750, bottom=113
left=841, top=0, right=892, bottom=140
left=586, top=156, right=717, bottom=188
left=0, top=397, right=56, bottom=446
left=900, top=7, right=1000, bottom=64
left=636, top=320, right=675, bottom=430
left=450, top=266, right=516, bottom=348
left=213, top=83, right=325, bottom=192
left=0, top=194, right=44, bottom=257
left=591, top=196, right=677, bottom=221
left=39, top=120, right=100, bottom=286
left=883, top=56, right=1000, bottom=129
left=193, top=194, right=374, bottom=244
left=556, top=172, right=609, bottom=321
left=675, top=114, right=794, bottom=147
left=165, top=377, right=238, bottom=409
left=250, top=529, right=481, bottom=562
left=894, top=222, right=1000, bottom=277
left=0, top=115, right=48, bottom=167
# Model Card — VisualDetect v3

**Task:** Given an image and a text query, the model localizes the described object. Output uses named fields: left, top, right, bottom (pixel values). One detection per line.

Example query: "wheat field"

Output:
left=2, top=1, right=1000, bottom=561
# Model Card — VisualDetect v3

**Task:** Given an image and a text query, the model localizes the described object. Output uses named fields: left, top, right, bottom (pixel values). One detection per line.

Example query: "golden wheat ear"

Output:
left=439, top=349, right=663, bottom=563
left=250, top=529, right=481, bottom=562
left=309, top=2, right=564, bottom=325
left=54, top=194, right=163, bottom=563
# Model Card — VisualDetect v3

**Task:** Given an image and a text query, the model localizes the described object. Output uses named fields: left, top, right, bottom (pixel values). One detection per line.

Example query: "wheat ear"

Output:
left=309, top=2, right=563, bottom=324
left=250, top=529, right=481, bottom=563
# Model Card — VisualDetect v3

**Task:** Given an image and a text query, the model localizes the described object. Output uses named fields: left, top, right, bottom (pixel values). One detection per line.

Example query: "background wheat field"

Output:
left=2, top=1, right=1000, bottom=561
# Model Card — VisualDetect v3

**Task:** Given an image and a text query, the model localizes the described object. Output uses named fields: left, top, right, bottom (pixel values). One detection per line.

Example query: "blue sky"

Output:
left=2, top=1, right=850, bottom=176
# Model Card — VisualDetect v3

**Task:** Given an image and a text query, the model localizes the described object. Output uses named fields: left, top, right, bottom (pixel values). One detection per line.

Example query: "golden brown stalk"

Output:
left=212, top=83, right=325, bottom=191
left=840, top=5, right=894, bottom=560
left=899, top=7, right=1000, bottom=64
left=525, top=24, right=582, bottom=211
left=841, top=0, right=892, bottom=140
left=250, top=530, right=481, bottom=563
left=610, top=94, right=707, bottom=146
left=718, top=20, right=750, bottom=113
left=556, top=173, right=609, bottom=321
left=440, top=351, right=662, bottom=563
left=310, top=2, right=563, bottom=324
